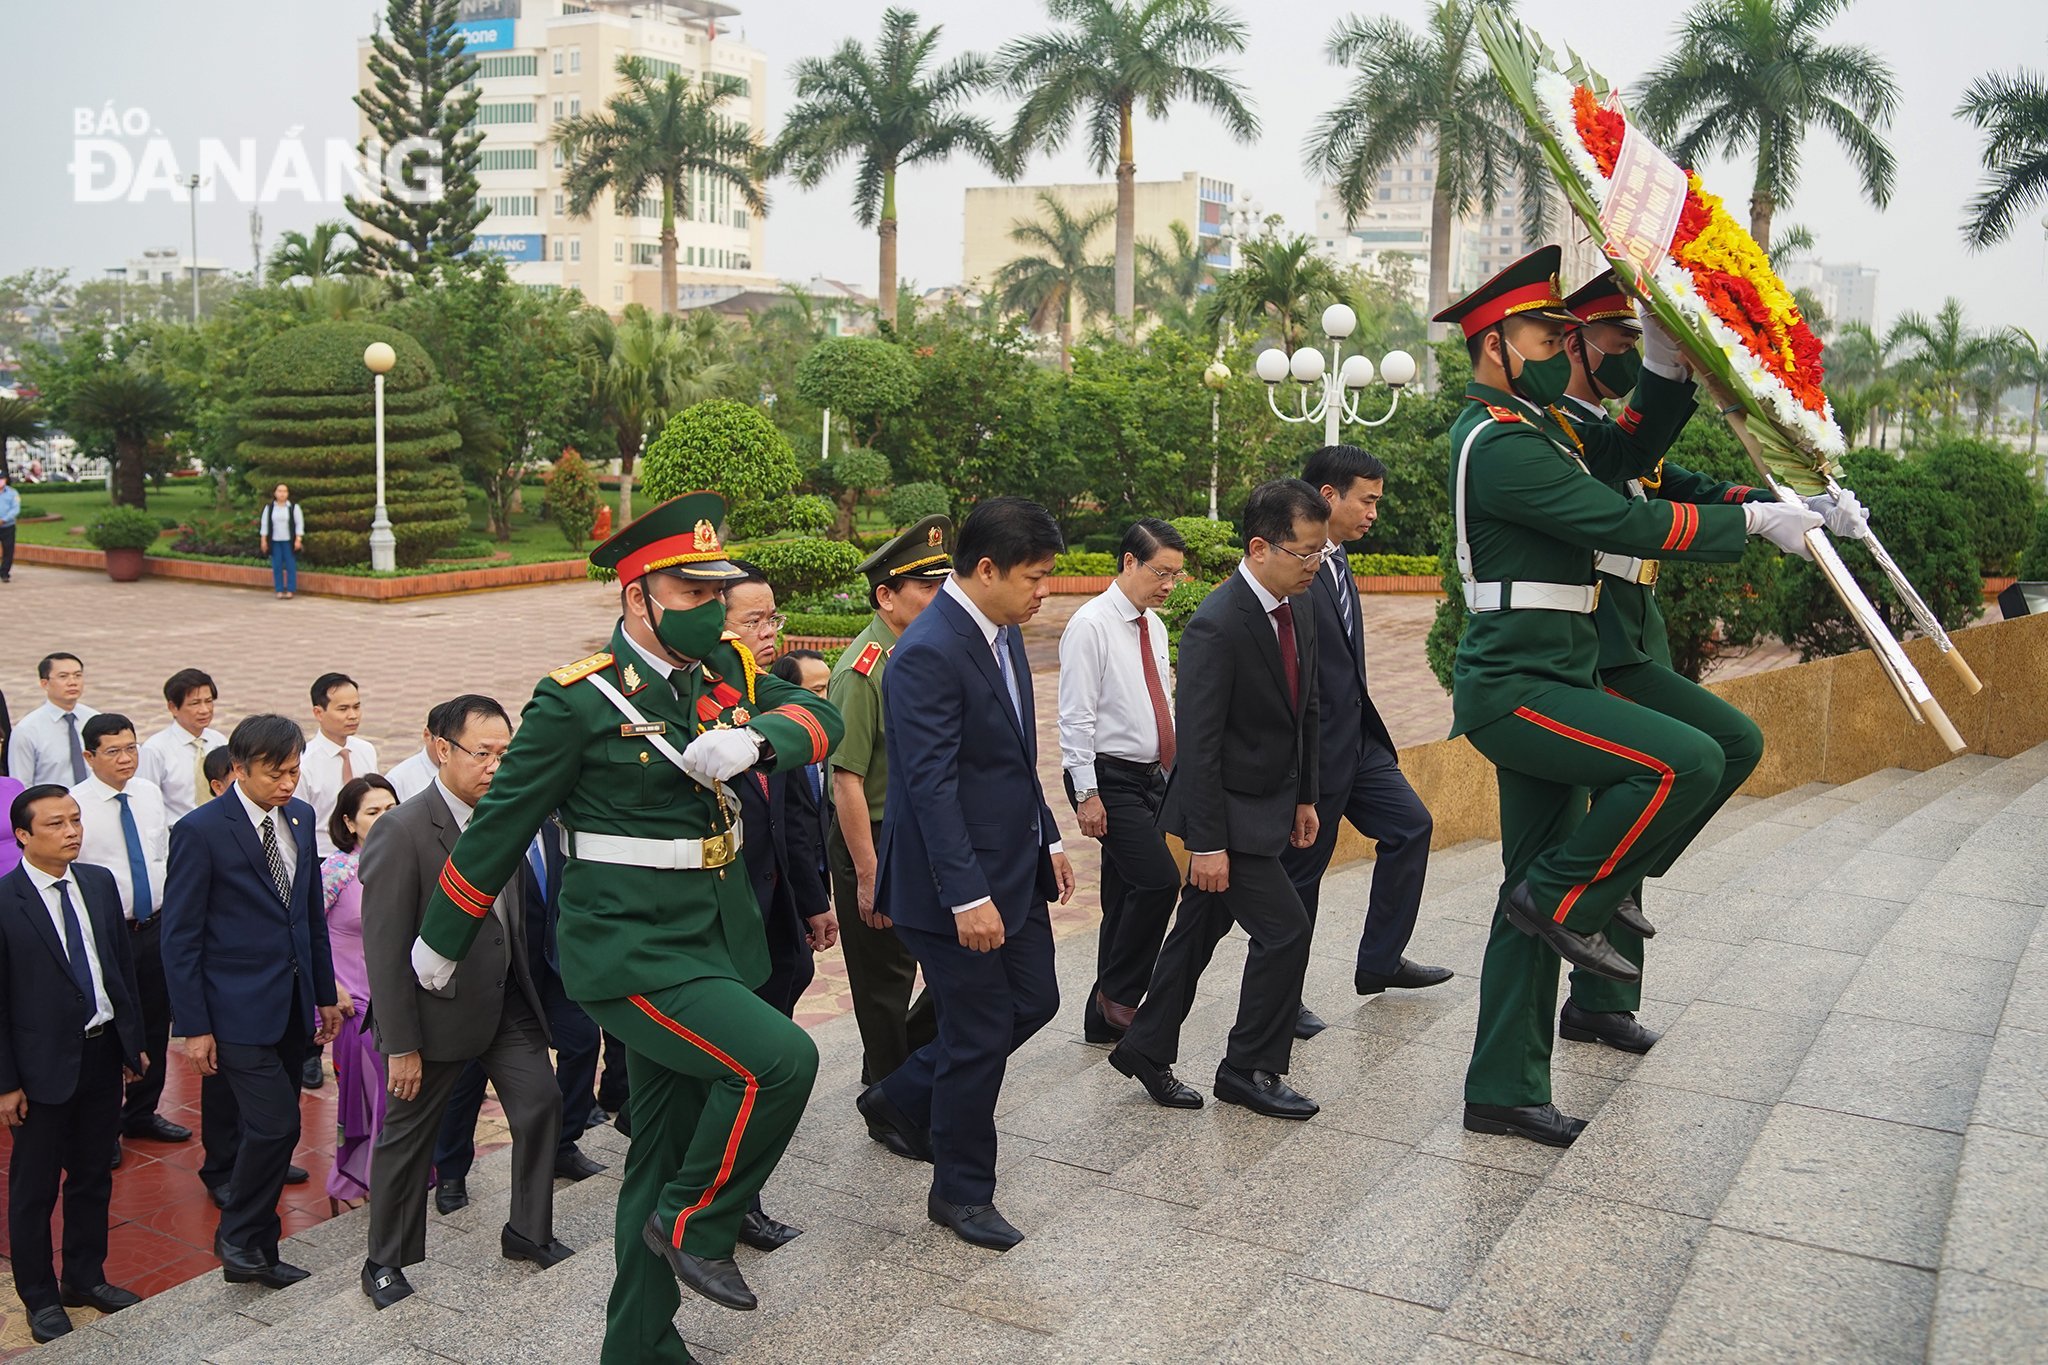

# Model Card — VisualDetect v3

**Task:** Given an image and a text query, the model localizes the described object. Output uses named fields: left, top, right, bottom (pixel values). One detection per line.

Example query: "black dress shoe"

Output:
left=554, top=1146, right=607, bottom=1181
left=60, top=1281, right=141, bottom=1313
left=124, top=1114, right=194, bottom=1143
left=1082, top=991, right=1126, bottom=1045
left=361, top=1260, right=415, bottom=1309
left=502, top=1224, right=575, bottom=1268
left=1559, top=1001, right=1661, bottom=1054
left=1463, top=1102, right=1588, bottom=1148
left=738, top=1208, right=804, bottom=1251
left=926, top=1194, right=1024, bottom=1251
left=208, top=1184, right=233, bottom=1210
left=284, top=1163, right=309, bottom=1185
left=1609, top=894, right=1657, bottom=939
left=1355, top=958, right=1456, bottom=994
left=640, top=1213, right=756, bottom=1310
left=111, top=1142, right=123, bottom=1169
left=218, top=1241, right=309, bottom=1289
left=1107, top=1045, right=1203, bottom=1109
left=27, top=1305, right=71, bottom=1343
left=855, top=1083, right=934, bottom=1162
left=866, top=1124, right=920, bottom=1160
left=435, top=1177, right=469, bottom=1215
left=1503, top=882, right=1640, bottom=983
left=1212, top=1063, right=1318, bottom=1119
left=1294, top=1005, right=1328, bottom=1039
left=300, top=1054, right=326, bottom=1090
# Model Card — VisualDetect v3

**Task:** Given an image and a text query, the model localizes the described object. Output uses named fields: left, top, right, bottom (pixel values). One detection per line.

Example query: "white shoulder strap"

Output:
left=584, top=671, right=719, bottom=794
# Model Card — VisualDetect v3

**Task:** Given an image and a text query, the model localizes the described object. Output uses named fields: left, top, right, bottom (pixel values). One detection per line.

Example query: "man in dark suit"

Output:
left=858, top=497, right=1076, bottom=1251
left=161, top=714, right=342, bottom=1288
left=1, top=785, right=147, bottom=1343
left=1283, top=446, right=1449, bottom=1036
left=359, top=695, right=570, bottom=1309
left=1110, top=480, right=1331, bottom=1120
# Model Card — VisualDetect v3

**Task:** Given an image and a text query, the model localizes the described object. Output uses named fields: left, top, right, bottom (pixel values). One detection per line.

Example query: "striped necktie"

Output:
left=260, top=812, right=292, bottom=903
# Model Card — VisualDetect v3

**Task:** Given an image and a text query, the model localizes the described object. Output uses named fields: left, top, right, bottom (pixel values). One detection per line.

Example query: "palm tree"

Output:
left=2003, top=326, right=2048, bottom=479
left=993, top=192, right=1115, bottom=368
left=576, top=304, right=736, bottom=521
left=1304, top=0, right=1551, bottom=330
left=769, top=9, right=1004, bottom=332
left=1888, top=299, right=1997, bottom=435
left=555, top=57, right=767, bottom=316
left=1767, top=223, right=1815, bottom=265
left=1635, top=0, right=1899, bottom=249
left=1826, top=320, right=1898, bottom=448
left=264, top=221, right=362, bottom=284
left=1135, top=221, right=1209, bottom=333
left=1203, top=233, right=1351, bottom=354
left=1958, top=69, right=2048, bottom=249
left=64, top=369, right=185, bottom=508
left=0, top=396, right=46, bottom=479
left=1000, top=0, right=1258, bottom=328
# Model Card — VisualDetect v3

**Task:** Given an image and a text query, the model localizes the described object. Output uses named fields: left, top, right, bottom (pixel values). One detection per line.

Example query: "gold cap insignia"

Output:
left=622, top=662, right=643, bottom=691
left=927, top=525, right=943, bottom=547
left=693, top=519, right=718, bottom=552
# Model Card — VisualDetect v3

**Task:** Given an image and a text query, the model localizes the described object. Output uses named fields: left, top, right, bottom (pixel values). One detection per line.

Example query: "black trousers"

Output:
left=1122, top=852, right=1312, bottom=1076
left=434, top=974, right=599, bottom=1181
left=1280, top=742, right=1435, bottom=977
left=827, top=818, right=936, bottom=1087
left=596, top=1030, right=629, bottom=1113
left=120, top=918, right=174, bottom=1128
left=0, top=521, right=15, bottom=578
left=212, top=994, right=310, bottom=1260
left=1068, top=758, right=1181, bottom=1010
left=7, top=1032, right=123, bottom=1310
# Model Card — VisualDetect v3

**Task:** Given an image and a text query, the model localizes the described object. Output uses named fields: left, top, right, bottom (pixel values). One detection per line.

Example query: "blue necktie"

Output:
left=63, top=712, right=86, bottom=784
left=526, top=834, right=548, bottom=904
left=995, top=627, right=1022, bottom=725
left=56, top=878, right=96, bottom=1018
left=117, top=791, right=155, bottom=923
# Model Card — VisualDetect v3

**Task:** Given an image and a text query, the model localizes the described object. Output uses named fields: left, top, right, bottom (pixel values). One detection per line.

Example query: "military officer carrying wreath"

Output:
left=1437, top=246, right=1824, bottom=1149
left=408, top=492, right=841, bottom=1365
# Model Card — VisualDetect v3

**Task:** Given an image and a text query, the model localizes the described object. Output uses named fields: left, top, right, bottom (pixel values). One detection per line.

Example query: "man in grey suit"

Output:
left=359, top=695, right=571, bottom=1309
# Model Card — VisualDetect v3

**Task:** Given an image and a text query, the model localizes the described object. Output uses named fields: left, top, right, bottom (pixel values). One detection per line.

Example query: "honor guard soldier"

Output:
left=408, top=493, right=842, bottom=1365
left=1437, top=246, right=1823, bottom=1148
left=827, top=515, right=951, bottom=1149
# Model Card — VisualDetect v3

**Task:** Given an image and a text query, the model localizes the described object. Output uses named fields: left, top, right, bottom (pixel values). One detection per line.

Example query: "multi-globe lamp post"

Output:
left=363, top=341, right=397, bottom=573
left=1255, top=304, right=1418, bottom=447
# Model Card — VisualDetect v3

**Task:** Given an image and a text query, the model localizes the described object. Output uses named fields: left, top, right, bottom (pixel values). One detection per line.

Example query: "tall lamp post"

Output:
left=364, top=342, right=398, bottom=573
left=184, top=174, right=204, bottom=323
left=1255, top=303, right=1417, bottom=447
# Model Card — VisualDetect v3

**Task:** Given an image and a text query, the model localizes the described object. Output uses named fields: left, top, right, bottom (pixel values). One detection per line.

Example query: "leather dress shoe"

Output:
left=300, top=1054, right=326, bottom=1090
left=110, top=1142, right=123, bottom=1169
left=554, top=1146, right=607, bottom=1181
left=1294, top=1005, right=1328, bottom=1039
left=640, top=1213, right=756, bottom=1310
left=1212, top=1063, right=1318, bottom=1119
left=284, top=1163, right=309, bottom=1185
left=1610, top=895, right=1657, bottom=939
left=124, top=1113, right=193, bottom=1143
left=502, top=1224, right=575, bottom=1268
left=218, top=1240, right=310, bottom=1289
left=1503, top=882, right=1639, bottom=983
left=27, top=1305, right=71, bottom=1343
left=1083, top=989, right=1130, bottom=1045
left=1463, top=1102, right=1588, bottom=1148
left=435, top=1177, right=469, bottom=1215
left=926, top=1194, right=1024, bottom=1251
left=361, top=1260, right=415, bottom=1309
left=1108, top=1045, right=1202, bottom=1109
left=207, top=1184, right=233, bottom=1210
left=739, top=1208, right=804, bottom=1251
left=60, top=1281, right=141, bottom=1313
left=1559, top=1001, right=1661, bottom=1054
left=855, top=1083, right=933, bottom=1162
left=1355, top=958, right=1455, bottom=994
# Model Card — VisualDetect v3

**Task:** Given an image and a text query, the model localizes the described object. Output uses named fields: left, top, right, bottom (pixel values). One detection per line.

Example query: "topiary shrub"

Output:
left=1424, top=529, right=1464, bottom=694
left=793, top=338, right=920, bottom=441
left=236, top=322, right=463, bottom=567
left=86, top=504, right=166, bottom=551
left=547, top=447, right=600, bottom=550
left=1169, top=515, right=1243, bottom=579
left=1158, top=576, right=1220, bottom=646
left=776, top=493, right=836, bottom=539
left=2019, top=502, right=2048, bottom=580
left=886, top=480, right=951, bottom=528
left=744, top=537, right=865, bottom=598
left=1909, top=437, right=2039, bottom=575
left=641, top=399, right=802, bottom=540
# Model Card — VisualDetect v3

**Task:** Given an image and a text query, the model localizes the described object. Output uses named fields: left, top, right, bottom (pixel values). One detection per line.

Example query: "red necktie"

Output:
left=1273, top=601, right=1300, bottom=710
left=1136, top=614, right=1176, bottom=773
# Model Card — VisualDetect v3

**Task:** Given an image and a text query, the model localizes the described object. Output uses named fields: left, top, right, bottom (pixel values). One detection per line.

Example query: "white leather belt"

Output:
left=1463, top=581, right=1602, bottom=614
left=1594, top=552, right=1660, bottom=585
left=562, top=823, right=745, bottom=870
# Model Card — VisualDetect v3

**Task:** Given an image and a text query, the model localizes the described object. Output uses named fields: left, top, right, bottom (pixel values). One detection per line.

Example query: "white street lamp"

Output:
left=1257, top=301, right=1415, bottom=447
left=364, top=342, right=397, bottom=573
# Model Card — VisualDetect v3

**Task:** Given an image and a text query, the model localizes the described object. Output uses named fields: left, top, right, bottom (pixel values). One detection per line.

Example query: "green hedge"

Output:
left=1349, top=552, right=1438, bottom=576
left=742, top=537, right=865, bottom=597
left=2020, top=503, right=2048, bottom=580
left=782, top=611, right=869, bottom=639
left=1054, top=550, right=1117, bottom=575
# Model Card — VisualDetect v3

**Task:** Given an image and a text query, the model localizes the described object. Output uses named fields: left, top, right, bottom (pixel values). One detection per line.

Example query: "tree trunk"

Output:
left=1113, top=102, right=1137, bottom=330
left=659, top=179, right=679, bottom=316
left=879, top=162, right=900, bottom=333
left=1060, top=286, right=1075, bottom=372
left=113, top=435, right=147, bottom=508
left=614, top=428, right=642, bottom=524
left=2030, top=377, right=2041, bottom=485
left=1748, top=185, right=1775, bottom=260
left=1425, top=179, right=1455, bottom=385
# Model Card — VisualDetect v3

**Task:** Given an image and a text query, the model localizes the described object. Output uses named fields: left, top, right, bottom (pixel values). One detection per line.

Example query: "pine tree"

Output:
left=346, top=0, right=487, bottom=284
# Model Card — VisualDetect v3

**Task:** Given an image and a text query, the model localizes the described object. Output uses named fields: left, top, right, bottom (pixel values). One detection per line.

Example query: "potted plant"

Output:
left=86, top=505, right=164, bottom=582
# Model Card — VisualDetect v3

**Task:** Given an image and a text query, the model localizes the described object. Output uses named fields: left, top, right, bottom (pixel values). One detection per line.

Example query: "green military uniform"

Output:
left=826, top=516, right=950, bottom=1092
left=1435, top=249, right=1752, bottom=1113
left=416, top=495, right=842, bottom=1365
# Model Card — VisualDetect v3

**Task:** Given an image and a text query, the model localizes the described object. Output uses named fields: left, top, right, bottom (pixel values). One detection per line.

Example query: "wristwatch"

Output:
left=1074, top=789, right=1098, bottom=804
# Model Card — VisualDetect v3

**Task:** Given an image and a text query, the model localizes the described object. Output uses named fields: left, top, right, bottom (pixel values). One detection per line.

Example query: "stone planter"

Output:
left=104, top=547, right=146, bottom=582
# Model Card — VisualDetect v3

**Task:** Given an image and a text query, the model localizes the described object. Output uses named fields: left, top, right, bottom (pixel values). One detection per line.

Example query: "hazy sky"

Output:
left=5, top=0, right=2045, bottom=335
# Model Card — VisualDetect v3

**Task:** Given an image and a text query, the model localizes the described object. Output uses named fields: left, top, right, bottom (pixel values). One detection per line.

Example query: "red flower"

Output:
left=1572, top=86, right=1624, bottom=177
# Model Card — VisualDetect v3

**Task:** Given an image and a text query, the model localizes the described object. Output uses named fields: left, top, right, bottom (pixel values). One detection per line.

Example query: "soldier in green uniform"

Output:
left=826, top=516, right=950, bottom=1152
left=408, top=493, right=842, bottom=1364
left=1437, top=247, right=1825, bottom=1148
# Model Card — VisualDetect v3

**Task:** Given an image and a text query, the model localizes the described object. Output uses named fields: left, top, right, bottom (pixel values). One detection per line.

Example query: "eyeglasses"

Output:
left=734, top=613, right=788, bottom=634
left=1136, top=561, right=1192, bottom=585
left=445, top=739, right=509, bottom=768
left=1265, top=542, right=1334, bottom=567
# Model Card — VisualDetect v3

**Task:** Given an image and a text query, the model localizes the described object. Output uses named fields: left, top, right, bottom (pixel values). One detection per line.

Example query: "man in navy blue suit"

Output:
left=162, top=714, right=341, bottom=1288
left=857, top=497, right=1075, bottom=1251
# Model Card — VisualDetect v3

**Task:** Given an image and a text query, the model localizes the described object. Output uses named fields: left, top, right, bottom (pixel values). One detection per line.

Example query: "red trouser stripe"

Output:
left=627, top=994, right=758, bottom=1248
left=1511, top=705, right=1675, bottom=923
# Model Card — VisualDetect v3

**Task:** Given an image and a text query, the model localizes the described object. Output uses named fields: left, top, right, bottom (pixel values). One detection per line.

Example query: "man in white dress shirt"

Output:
left=73, top=714, right=188, bottom=1149
left=299, top=672, right=377, bottom=859
left=7, top=654, right=99, bottom=787
left=381, top=703, right=445, bottom=803
left=138, top=669, right=228, bottom=826
left=1057, top=519, right=1188, bottom=1045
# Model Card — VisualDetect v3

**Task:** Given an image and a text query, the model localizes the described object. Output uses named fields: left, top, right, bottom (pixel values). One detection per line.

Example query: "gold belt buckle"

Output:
left=1638, top=559, right=1661, bottom=586
left=1590, top=582, right=1603, bottom=610
left=699, top=829, right=735, bottom=868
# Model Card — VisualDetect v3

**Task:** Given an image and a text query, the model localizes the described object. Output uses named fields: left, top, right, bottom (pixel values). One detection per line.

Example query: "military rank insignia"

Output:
left=851, top=641, right=885, bottom=676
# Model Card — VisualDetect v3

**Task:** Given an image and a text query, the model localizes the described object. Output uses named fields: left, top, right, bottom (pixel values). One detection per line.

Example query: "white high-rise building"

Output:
left=1778, top=257, right=1879, bottom=334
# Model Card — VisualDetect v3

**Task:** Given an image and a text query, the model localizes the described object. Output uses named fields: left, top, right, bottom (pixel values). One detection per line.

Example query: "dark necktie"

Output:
left=995, top=627, right=1023, bottom=725
left=1273, top=601, right=1300, bottom=710
left=117, top=791, right=155, bottom=923
left=63, top=711, right=86, bottom=784
left=56, top=878, right=97, bottom=1016
left=1136, top=614, right=1176, bottom=772
left=1329, top=552, right=1356, bottom=645
left=260, top=811, right=293, bottom=903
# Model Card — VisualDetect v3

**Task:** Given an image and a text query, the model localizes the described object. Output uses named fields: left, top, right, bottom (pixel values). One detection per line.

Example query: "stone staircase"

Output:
left=35, top=744, right=2048, bottom=1364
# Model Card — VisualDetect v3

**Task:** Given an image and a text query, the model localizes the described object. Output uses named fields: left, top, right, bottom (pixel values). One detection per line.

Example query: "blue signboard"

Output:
left=474, top=233, right=544, bottom=262
left=455, top=18, right=515, bottom=52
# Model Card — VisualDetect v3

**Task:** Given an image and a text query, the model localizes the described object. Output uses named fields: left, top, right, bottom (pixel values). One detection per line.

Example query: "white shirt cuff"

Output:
left=1048, top=841, right=1064, bottom=856
left=1188, top=849, right=1223, bottom=857
left=952, top=896, right=993, bottom=916
left=1641, top=355, right=1688, bottom=382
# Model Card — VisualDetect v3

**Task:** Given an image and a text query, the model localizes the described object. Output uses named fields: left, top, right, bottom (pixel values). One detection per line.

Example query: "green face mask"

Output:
left=646, top=591, right=726, bottom=660
left=1504, top=336, right=1574, bottom=408
left=1584, top=335, right=1643, bottom=398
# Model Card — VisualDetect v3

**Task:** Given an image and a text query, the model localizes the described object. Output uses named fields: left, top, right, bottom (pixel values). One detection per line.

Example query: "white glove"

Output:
left=1745, top=501, right=1825, bottom=559
left=1637, top=301, right=1686, bottom=379
left=1804, top=489, right=1870, bottom=539
left=681, top=726, right=764, bottom=785
left=411, top=935, right=457, bottom=992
